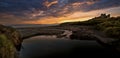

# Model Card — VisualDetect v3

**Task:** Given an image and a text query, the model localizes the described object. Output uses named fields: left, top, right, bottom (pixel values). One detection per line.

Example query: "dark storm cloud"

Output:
left=0, top=0, right=119, bottom=14
left=0, top=0, right=120, bottom=24
left=0, top=0, right=46, bottom=14
left=82, top=0, right=120, bottom=11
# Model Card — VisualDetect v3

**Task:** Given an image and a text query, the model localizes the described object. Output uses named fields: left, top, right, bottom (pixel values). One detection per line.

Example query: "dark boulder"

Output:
left=70, top=30, right=96, bottom=40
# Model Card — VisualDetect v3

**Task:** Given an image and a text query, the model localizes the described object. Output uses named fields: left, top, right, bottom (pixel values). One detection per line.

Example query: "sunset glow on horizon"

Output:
left=23, top=7, right=120, bottom=24
left=0, top=0, right=120, bottom=24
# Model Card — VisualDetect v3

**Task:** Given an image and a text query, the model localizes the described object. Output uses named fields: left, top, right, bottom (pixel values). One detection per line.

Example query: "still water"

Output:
left=20, top=35, right=119, bottom=58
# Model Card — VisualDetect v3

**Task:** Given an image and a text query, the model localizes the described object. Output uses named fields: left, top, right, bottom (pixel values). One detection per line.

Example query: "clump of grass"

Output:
left=0, top=24, right=20, bottom=58
left=103, top=27, right=120, bottom=39
left=0, top=34, right=17, bottom=58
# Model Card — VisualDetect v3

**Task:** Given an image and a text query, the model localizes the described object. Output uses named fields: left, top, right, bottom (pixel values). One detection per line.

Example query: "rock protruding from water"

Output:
left=70, top=29, right=96, bottom=40
left=0, top=24, right=22, bottom=58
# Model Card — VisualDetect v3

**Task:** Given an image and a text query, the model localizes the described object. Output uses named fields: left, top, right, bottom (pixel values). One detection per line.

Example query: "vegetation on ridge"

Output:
left=0, top=24, right=22, bottom=58
left=61, top=14, right=120, bottom=39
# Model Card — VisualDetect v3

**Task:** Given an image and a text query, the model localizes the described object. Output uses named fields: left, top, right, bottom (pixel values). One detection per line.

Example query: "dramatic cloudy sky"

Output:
left=0, top=0, right=120, bottom=24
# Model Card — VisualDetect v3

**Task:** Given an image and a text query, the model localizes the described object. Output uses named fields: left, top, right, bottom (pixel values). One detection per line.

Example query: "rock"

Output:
left=0, top=24, right=22, bottom=58
left=70, top=30, right=96, bottom=40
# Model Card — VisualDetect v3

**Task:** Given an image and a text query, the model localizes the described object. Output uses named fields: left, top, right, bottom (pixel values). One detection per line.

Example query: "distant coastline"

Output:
left=4, top=24, right=59, bottom=28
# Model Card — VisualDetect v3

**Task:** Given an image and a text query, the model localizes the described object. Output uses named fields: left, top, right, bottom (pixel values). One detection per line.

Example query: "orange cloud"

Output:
left=23, top=16, right=63, bottom=24
left=1, top=7, right=119, bottom=24
left=23, top=11, right=96, bottom=24
left=43, top=0, right=58, bottom=8
left=71, top=1, right=95, bottom=6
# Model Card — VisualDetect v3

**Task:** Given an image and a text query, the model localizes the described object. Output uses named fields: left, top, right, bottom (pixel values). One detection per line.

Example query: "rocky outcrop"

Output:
left=70, top=28, right=96, bottom=40
left=0, top=24, right=22, bottom=58
left=69, top=27, right=120, bottom=52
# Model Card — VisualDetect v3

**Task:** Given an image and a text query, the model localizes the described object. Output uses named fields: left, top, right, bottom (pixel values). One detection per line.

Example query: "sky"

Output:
left=0, top=0, right=120, bottom=24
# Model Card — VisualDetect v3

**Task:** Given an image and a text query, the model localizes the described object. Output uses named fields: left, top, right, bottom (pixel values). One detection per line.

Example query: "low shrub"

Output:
left=104, top=27, right=120, bottom=39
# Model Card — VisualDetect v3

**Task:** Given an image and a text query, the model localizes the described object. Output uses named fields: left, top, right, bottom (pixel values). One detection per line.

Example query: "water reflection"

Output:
left=20, top=36, right=118, bottom=58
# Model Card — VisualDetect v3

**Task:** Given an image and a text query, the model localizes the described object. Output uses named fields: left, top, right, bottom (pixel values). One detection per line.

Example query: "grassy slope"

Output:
left=0, top=25, right=21, bottom=58
left=60, top=16, right=120, bottom=40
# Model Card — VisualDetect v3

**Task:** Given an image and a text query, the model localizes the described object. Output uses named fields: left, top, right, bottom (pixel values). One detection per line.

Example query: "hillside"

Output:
left=0, top=24, right=22, bottom=58
left=60, top=14, right=120, bottom=40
